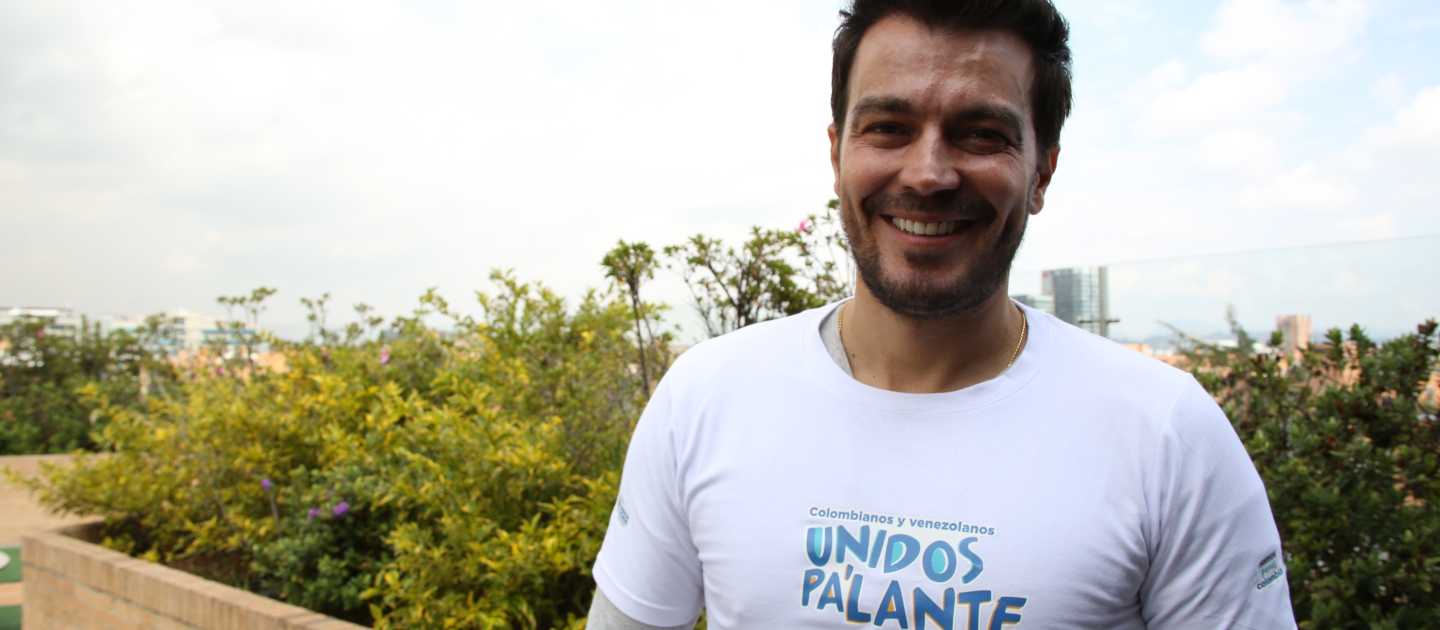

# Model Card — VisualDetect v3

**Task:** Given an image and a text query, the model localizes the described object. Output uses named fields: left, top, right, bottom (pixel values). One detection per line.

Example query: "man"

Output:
left=589, top=0, right=1296, bottom=628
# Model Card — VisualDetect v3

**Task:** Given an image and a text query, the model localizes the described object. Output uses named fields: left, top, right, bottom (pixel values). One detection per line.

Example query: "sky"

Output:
left=1010, top=235, right=1440, bottom=343
left=2, top=0, right=1438, bottom=339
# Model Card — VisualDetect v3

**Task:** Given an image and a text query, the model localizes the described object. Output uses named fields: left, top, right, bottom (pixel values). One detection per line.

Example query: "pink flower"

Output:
left=35, top=329, right=45, bottom=339
left=379, top=348, right=390, bottom=365
left=796, top=218, right=812, bottom=233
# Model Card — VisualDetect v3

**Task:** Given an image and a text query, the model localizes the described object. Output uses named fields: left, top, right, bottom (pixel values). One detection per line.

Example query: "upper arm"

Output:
left=587, top=586, right=697, bottom=630
left=591, top=379, right=706, bottom=627
left=1138, top=381, right=1297, bottom=629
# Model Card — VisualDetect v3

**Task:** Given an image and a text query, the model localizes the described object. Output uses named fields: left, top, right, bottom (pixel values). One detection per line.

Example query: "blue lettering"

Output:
left=837, top=525, right=870, bottom=564
left=808, top=527, right=834, bottom=566
left=884, top=534, right=921, bottom=574
left=958, top=590, right=991, bottom=630
left=846, top=574, right=873, bottom=623
left=923, top=540, right=957, bottom=583
left=957, top=537, right=984, bottom=584
left=801, top=569, right=825, bottom=607
left=869, top=529, right=888, bottom=569
left=873, top=580, right=909, bottom=628
left=818, top=571, right=845, bottom=612
left=913, top=587, right=955, bottom=630
left=987, top=597, right=1026, bottom=629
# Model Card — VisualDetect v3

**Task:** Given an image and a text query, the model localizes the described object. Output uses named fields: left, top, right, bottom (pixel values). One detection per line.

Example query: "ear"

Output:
left=828, top=123, right=842, bottom=196
left=1028, top=145, right=1060, bottom=215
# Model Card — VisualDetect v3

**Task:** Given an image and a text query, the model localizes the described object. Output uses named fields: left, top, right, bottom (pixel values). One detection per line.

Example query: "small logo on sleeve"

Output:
left=1256, top=551, right=1284, bottom=591
left=616, top=495, right=630, bottom=527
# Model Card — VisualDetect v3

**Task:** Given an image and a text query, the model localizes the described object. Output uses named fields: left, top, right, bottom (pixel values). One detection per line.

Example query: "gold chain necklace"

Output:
left=837, top=302, right=1029, bottom=369
left=1006, top=308, right=1028, bottom=368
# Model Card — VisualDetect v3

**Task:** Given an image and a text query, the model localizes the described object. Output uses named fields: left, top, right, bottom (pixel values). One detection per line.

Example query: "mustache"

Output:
left=860, top=190, right=998, bottom=221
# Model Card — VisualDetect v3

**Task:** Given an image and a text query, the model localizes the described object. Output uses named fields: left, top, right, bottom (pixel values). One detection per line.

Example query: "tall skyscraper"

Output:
left=1276, top=314, right=1312, bottom=355
left=1042, top=266, right=1115, bottom=338
left=1010, top=293, right=1056, bottom=316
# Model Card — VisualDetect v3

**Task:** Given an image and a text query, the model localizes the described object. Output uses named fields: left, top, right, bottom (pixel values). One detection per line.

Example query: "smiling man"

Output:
left=588, top=1, right=1296, bottom=628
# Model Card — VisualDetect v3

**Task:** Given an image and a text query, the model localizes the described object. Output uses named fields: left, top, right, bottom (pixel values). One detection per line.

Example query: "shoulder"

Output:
left=1025, top=308, right=1224, bottom=446
left=662, top=306, right=829, bottom=386
left=1032, top=308, right=1197, bottom=400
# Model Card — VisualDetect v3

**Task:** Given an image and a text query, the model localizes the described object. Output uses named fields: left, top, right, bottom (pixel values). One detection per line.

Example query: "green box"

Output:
left=0, top=547, right=18, bottom=584
left=0, top=605, right=19, bottom=630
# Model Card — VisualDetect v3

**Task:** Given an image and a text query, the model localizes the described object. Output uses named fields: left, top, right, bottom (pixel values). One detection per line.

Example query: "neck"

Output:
left=840, top=279, right=1025, bottom=393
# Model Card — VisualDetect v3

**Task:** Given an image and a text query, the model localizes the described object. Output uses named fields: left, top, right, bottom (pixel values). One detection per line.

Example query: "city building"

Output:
left=1010, top=293, right=1055, bottom=316
left=1276, top=314, right=1312, bottom=355
left=108, top=308, right=254, bottom=355
left=1041, top=266, right=1117, bottom=338
left=0, top=306, right=86, bottom=335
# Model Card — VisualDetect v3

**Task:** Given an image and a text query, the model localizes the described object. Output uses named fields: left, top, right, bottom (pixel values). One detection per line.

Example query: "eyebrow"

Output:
left=849, top=97, right=1027, bottom=143
left=849, top=96, right=917, bottom=128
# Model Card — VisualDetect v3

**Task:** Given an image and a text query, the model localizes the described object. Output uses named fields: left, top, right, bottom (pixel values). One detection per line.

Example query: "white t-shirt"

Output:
left=593, top=301, right=1296, bottom=629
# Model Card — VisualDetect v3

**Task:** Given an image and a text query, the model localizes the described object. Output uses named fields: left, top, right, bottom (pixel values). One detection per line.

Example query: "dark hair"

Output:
left=831, top=0, right=1073, bottom=151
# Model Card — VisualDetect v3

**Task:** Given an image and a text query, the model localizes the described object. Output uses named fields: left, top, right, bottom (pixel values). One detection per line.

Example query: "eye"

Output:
left=957, top=128, right=1010, bottom=154
left=866, top=122, right=906, bottom=136
left=857, top=121, right=914, bottom=149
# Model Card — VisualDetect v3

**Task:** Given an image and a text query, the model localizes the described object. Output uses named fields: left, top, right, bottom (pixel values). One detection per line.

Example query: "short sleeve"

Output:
left=1139, top=379, right=1298, bottom=629
left=592, top=377, right=705, bottom=627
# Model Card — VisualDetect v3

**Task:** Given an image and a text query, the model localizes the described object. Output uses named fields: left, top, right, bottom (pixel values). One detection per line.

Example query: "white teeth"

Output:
left=891, top=217, right=959, bottom=236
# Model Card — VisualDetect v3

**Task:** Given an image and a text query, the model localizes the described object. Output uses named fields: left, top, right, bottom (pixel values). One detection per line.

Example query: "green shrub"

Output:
left=26, top=271, right=653, bottom=627
left=1185, top=320, right=1440, bottom=628
left=0, top=315, right=174, bottom=454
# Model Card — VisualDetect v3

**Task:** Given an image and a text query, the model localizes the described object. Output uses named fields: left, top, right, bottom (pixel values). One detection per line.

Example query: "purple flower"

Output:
left=214, top=366, right=225, bottom=377
left=379, top=348, right=390, bottom=365
left=307, top=508, right=321, bottom=521
left=333, top=502, right=350, bottom=516
left=260, top=478, right=272, bottom=491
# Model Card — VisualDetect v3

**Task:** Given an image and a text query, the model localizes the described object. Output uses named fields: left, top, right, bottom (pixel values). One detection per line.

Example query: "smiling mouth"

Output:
left=888, top=217, right=974, bottom=236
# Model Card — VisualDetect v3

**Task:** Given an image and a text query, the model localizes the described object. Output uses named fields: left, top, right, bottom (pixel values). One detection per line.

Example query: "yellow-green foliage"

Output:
left=27, top=271, right=656, bottom=628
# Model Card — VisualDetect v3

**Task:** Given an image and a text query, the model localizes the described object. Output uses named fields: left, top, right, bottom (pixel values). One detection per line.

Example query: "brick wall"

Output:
left=22, top=525, right=366, bottom=630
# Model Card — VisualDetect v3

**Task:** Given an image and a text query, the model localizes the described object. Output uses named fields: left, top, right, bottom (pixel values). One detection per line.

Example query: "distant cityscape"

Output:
left=1013, top=265, right=1314, bottom=360
left=0, top=306, right=255, bottom=354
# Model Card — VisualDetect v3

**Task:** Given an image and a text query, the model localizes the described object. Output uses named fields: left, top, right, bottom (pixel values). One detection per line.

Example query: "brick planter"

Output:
left=22, top=524, right=366, bottom=630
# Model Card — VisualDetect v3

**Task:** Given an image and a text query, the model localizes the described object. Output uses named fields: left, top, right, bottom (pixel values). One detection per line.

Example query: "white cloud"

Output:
left=1339, top=87, right=1440, bottom=205
left=1143, top=58, right=1188, bottom=91
left=1193, top=127, right=1283, bottom=177
left=1205, top=268, right=1245, bottom=297
left=1237, top=162, right=1358, bottom=210
left=1198, top=0, right=1367, bottom=69
left=1334, top=213, right=1397, bottom=239
left=1142, top=63, right=1287, bottom=134
left=1369, top=74, right=1408, bottom=110
left=1352, top=86, right=1440, bottom=160
left=1140, top=0, right=1369, bottom=136
left=164, top=251, right=202, bottom=272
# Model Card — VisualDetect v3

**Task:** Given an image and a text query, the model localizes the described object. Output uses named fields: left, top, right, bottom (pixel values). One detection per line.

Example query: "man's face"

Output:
left=829, top=16, right=1059, bottom=319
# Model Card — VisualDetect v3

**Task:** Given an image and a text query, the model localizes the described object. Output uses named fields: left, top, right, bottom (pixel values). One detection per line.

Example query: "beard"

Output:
left=842, top=188, right=1027, bottom=320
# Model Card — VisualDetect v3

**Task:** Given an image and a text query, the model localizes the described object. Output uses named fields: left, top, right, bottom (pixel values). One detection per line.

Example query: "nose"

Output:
left=898, top=127, right=960, bottom=196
